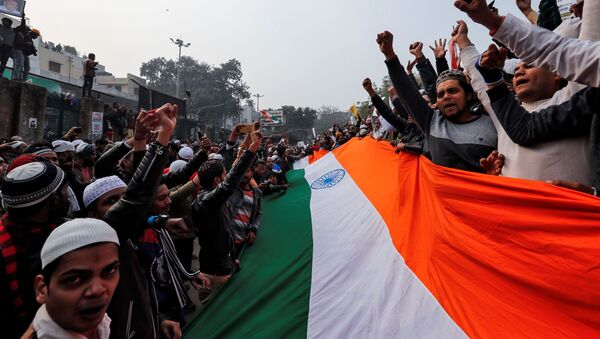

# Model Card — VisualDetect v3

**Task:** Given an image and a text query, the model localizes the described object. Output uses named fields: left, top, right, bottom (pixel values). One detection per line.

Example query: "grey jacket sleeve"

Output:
left=385, top=56, right=435, bottom=135
left=487, top=85, right=599, bottom=146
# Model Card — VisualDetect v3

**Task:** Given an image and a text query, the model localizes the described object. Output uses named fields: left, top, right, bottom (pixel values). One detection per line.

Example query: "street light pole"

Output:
left=254, top=93, right=264, bottom=113
left=170, top=38, right=191, bottom=99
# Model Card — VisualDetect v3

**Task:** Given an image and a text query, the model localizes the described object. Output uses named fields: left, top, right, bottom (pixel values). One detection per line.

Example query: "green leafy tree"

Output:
left=281, top=106, right=317, bottom=131
left=140, top=56, right=250, bottom=127
left=314, top=106, right=351, bottom=132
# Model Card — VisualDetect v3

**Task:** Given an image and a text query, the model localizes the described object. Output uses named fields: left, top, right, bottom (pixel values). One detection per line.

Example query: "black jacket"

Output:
left=103, top=142, right=170, bottom=339
left=415, top=57, right=439, bottom=104
left=95, top=141, right=142, bottom=183
left=371, top=94, right=426, bottom=156
left=193, top=150, right=257, bottom=275
left=162, top=150, right=208, bottom=189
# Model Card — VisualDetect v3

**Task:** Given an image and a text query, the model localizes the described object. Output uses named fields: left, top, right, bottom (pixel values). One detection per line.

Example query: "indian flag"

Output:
left=186, top=138, right=600, bottom=338
left=293, top=150, right=329, bottom=170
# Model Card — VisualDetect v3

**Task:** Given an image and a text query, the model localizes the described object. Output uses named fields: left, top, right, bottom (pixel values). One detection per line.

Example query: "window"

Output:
left=48, top=61, right=62, bottom=73
left=114, top=85, right=122, bottom=91
left=134, top=87, right=139, bottom=96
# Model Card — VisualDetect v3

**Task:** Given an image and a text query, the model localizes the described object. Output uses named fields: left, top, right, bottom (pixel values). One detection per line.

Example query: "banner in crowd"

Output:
left=259, top=110, right=284, bottom=126
left=186, top=138, right=600, bottom=338
left=0, top=0, right=24, bottom=17
left=91, top=112, right=103, bottom=135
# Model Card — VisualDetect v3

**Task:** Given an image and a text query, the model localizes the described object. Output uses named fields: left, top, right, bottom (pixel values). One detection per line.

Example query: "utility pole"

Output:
left=170, top=38, right=191, bottom=99
left=67, top=56, right=72, bottom=83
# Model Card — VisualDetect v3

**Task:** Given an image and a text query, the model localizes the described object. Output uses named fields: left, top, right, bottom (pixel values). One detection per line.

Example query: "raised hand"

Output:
left=430, top=39, right=448, bottom=59
left=479, top=44, right=508, bottom=70
left=451, top=20, right=471, bottom=49
left=515, top=0, right=533, bottom=15
left=454, top=0, right=504, bottom=31
left=134, top=109, right=160, bottom=140
left=376, top=31, right=396, bottom=60
left=249, top=131, right=263, bottom=153
left=406, top=59, right=417, bottom=74
left=409, top=42, right=424, bottom=59
left=157, top=103, right=178, bottom=131
left=362, top=78, right=377, bottom=97
left=154, top=103, right=178, bottom=146
left=387, top=86, right=398, bottom=99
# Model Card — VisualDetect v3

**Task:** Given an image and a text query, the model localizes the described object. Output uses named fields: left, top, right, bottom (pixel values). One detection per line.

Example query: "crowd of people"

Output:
left=351, top=0, right=599, bottom=195
left=0, top=103, right=303, bottom=338
left=0, top=0, right=599, bottom=338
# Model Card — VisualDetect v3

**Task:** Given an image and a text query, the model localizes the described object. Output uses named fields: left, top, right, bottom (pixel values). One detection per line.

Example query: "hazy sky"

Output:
left=28, top=0, right=541, bottom=111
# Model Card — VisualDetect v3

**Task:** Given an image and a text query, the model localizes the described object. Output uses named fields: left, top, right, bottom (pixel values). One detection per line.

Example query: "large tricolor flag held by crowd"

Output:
left=292, top=149, right=329, bottom=170
left=186, top=138, right=600, bottom=338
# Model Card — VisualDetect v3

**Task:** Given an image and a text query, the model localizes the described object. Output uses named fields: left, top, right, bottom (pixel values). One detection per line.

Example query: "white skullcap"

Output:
left=9, top=141, right=26, bottom=149
left=31, top=148, right=55, bottom=156
left=208, top=153, right=223, bottom=161
left=76, top=142, right=92, bottom=154
left=52, top=140, right=75, bottom=153
left=83, top=175, right=127, bottom=208
left=178, top=146, right=193, bottom=160
left=71, top=139, right=84, bottom=148
left=41, top=218, right=119, bottom=269
left=169, top=160, right=187, bottom=173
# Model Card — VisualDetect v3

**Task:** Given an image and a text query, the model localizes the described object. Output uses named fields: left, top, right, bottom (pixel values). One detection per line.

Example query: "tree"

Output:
left=282, top=106, right=317, bottom=131
left=314, top=106, right=351, bottom=132
left=140, top=56, right=250, bottom=127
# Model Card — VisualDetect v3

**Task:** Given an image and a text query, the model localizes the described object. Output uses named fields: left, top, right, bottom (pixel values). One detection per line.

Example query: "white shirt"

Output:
left=32, top=304, right=111, bottom=339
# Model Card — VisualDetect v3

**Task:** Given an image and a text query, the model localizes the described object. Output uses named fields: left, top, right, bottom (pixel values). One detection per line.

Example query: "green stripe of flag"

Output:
left=185, top=170, right=313, bottom=338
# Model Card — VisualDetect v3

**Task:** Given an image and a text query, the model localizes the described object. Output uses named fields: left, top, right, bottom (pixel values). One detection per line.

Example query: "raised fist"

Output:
left=409, top=42, right=424, bottom=58
left=376, top=31, right=396, bottom=60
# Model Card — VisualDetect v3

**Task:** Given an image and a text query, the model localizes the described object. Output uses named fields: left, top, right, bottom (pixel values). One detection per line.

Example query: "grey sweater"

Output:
left=385, top=56, right=497, bottom=173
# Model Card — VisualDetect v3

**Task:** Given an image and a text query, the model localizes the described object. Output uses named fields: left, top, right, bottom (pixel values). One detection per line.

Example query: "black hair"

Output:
left=198, top=160, right=225, bottom=189
left=41, top=258, right=61, bottom=288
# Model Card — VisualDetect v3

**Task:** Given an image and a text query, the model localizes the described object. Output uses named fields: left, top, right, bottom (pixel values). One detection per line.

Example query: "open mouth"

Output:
left=515, top=78, right=529, bottom=87
left=444, top=103, right=457, bottom=111
left=78, top=303, right=107, bottom=318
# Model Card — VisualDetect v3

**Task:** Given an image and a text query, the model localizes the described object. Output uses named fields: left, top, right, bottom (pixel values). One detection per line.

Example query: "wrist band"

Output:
left=475, top=56, right=504, bottom=86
